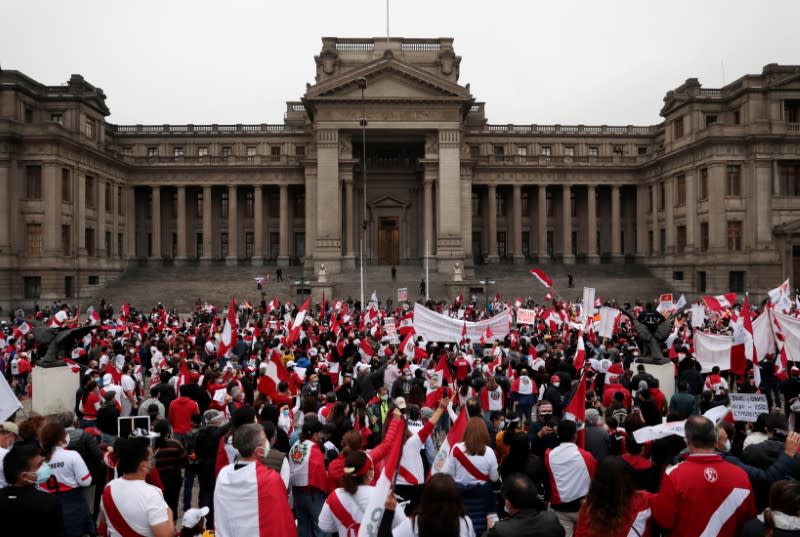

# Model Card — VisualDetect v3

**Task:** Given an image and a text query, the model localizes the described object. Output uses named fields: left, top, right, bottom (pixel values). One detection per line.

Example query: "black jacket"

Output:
left=741, top=438, right=784, bottom=469
left=96, top=402, right=120, bottom=436
left=0, top=486, right=65, bottom=537
left=482, top=508, right=565, bottom=537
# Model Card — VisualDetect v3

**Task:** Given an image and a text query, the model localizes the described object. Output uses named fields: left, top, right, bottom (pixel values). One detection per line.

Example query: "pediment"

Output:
left=304, top=56, right=471, bottom=102
left=774, top=218, right=800, bottom=235
left=369, top=195, right=410, bottom=209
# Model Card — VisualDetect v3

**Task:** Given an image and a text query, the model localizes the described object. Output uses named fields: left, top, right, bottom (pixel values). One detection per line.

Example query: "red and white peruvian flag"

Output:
left=358, top=339, right=375, bottom=361
left=120, top=303, right=130, bottom=321
left=430, top=407, right=467, bottom=476
left=89, top=309, right=101, bottom=325
left=573, top=331, right=586, bottom=370
left=425, top=354, right=453, bottom=407
left=217, top=297, right=238, bottom=358
left=398, top=312, right=414, bottom=335
left=400, top=331, right=416, bottom=359
left=702, top=293, right=737, bottom=313
left=530, top=268, right=553, bottom=288
left=358, top=416, right=406, bottom=537
left=286, top=298, right=311, bottom=346
left=564, top=370, right=587, bottom=449
left=12, top=321, right=31, bottom=341
left=480, top=325, right=494, bottom=346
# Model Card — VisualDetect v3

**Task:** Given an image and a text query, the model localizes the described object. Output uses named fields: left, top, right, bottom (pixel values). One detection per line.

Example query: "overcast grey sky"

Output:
left=2, top=0, right=798, bottom=126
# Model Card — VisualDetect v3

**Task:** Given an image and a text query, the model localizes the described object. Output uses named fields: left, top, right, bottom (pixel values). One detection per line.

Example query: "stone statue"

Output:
left=318, top=263, right=328, bottom=283
left=452, top=262, right=463, bottom=282
left=619, top=308, right=674, bottom=362
left=29, top=320, right=96, bottom=368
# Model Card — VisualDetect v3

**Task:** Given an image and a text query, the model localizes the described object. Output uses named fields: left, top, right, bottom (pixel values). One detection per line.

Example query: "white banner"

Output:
left=0, top=374, right=22, bottom=422
left=775, top=311, right=800, bottom=363
left=694, top=332, right=733, bottom=373
left=597, top=307, right=619, bottom=339
left=412, top=303, right=511, bottom=343
left=691, top=303, right=706, bottom=328
left=516, top=308, right=537, bottom=325
left=752, top=311, right=776, bottom=362
left=729, top=393, right=769, bottom=422
left=633, top=405, right=730, bottom=443
left=581, top=287, right=595, bottom=325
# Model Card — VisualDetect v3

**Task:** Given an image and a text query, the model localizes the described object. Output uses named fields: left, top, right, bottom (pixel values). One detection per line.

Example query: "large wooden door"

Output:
left=377, top=217, right=399, bottom=265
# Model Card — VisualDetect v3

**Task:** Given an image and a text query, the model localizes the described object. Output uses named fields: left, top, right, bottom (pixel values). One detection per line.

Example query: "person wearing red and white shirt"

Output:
left=651, top=415, right=756, bottom=537
left=545, top=419, right=596, bottom=537
left=479, top=376, right=504, bottom=418
left=704, top=366, right=729, bottom=396
left=510, top=369, right=538, bottom=425
left=289, top=416, right=329, bottom=537
left=48, top=304, right=71, bottom=328
left=454, top=354, right=471, bottom=383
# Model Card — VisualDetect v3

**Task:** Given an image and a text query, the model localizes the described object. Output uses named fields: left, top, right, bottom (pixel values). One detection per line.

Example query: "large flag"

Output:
left=258, top=356, right=299, bottom=396
left=0, top=374, right=22, bottom=422
left=358, top=417, right=406, bottom=537
left=286, top=298, right=311, bottom=346
left=358, top=339, right=375, bottom=361
left=430, top=408, right=467, bottom=475
left=217, top=297, right=238, bottom=358
left=400, top=330, right=416, bottom=359
left=573, top=331, right=586, bottom=370
left=563, top=370, right=587, bottom=449
left=12, top=321, right=31, bottom=341
left=742, top=294, right=759, bottom=386
left=703, top=293, right=737, bottom=313
left=529, top=268, right=553, bottom=288
left=425, top=355, right=453, bottom=407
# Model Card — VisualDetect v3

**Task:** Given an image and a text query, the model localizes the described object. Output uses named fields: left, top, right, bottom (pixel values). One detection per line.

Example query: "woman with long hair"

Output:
left=152, top=419, right=187, bottom=520
left=320, top=451, right=407, bottom=537
left=442, top=417, right=499, bottom=536
left=739, top=480, right=800, bottom=537
left=380, top=473, right=475, bottom=537
left=574, top=456, right=653, bottom=537
left=38, top=422, right=94, bottom=537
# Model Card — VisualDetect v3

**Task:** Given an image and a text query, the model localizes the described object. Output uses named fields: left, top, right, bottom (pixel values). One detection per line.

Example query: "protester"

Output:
left=289, top=414, right=328, bottom=537
left=739, top=480, right=800, bottom=537
left=0, top=421, right=21, bottom=487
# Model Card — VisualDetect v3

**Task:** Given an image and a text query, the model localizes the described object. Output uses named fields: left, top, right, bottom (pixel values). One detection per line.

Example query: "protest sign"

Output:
left=516, top=308, right=537, bottom=325
left=729, top=393, right=769, bottom=422
left=397, top=288, right=408, bottom=302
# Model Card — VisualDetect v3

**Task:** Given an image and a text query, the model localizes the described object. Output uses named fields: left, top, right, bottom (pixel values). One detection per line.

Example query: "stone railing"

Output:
left=479, top=124, right=657, bottom=136
left=335, top=41, right=374, bottom=51
left=700, top=88, right=722, bottom=98
left=473, top=154, right=643, bottom=165
left=110, top=124, right=295, bottom=135
left=122, top=155, right=298, bottom=166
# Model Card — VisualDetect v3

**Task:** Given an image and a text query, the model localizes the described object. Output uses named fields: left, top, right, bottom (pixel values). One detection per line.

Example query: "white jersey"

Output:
left=393, top=516, right=475, bottom=537
left=38, top=446, right=92, bottom=493
left=102, top=478, right=170, bottom=537
left=319, top=485, right=407, bottom=537
left=120, top=374, right=137, bottom=417
left=442, top=442, right=499, bottom=485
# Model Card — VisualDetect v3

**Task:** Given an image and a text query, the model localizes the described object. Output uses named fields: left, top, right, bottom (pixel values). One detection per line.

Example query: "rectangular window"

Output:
left=546, top=191, right=553, bottom=217
left=85, top=176, right=96, bottom=208
left=268, top=194, right=280, bottom=216
left=105, top=231, right=112, bottom=258
left=546, top=231, right=554, bottom=257
left=497, top=232, right=506, bottom=258
left=727, top=221, right=743, bottom=251
left=88, top=275, right=99, bottom=286
left=729, top=271, right=745, bottom=293
left=697, top=271, right=707, bottom=293
left=638, top=146, right=648, bottom=155
left=85, top=118, right=95, bottom=139
left=496, top=191, right=505, bottom=217
left=676, top=225, right=687, bottom=253
left=700, top=222, right=709, bottom=252
left=785, top=100, right=800, bottom=123
left=648, top=230, right=654, bottom=255
left=296, top=145, right=306, bottom=156
left=675, top=174, right=686, bottom=207
left=270, top=145, right=281, bottom=161
left=541, top=146, right=552, bottom=160
left=516, top=145, right=528, bottom=156
left=570, top=191, right=577, bottom=218
left=118, top=188, right=125, bottom=215
left=733, top=109, right=741, bottom=125
left=26, top=224, right=42, bottom=256
left=726, top=165, right=742, bottom=196
left=245, top=231, right=254, bottom=258
left=522, top=231, right=530, bottom=257
left=173, top=146, right=184, bottom=157
left=673, top=271, right=684, bottom=281
left=61, top=168, right=71, bottom=202
left=85, top=228, right=95, bottom=257
left=62, top=225, right=71, bottom=256
left=171, top=191, right=178, bottom=218
left=674, top=116, right=684, bottom=139
left=196, top=192, right=204, bottom=217
left=705, top=114, right=718, bottom=127
left=648, top=185, right=654, bottom=212
left=247, top=146, right=257, bottom=162
left=494, top=145, right=505, bottom=162
left=220, top=232, right=229, bottom=258
left=26, top=166, right=42, bottom=199
left=105, top=182, right=113, bottom=212
left=221, top=192, right=229, bottom=218
left=613, top=145, right=623, bottom=157
left=196, top=233, right=203, bottom=258
left=147, top=146, right=158, bottom=157
left=521, top=190, right=529, bottom=213
left=779, top=163, right=800, bottom=196
left=588, top=146, right=599, bottom=157
left=222, top=146, right=232, bottom=158
left=198, top=147, right=208, bottom=157
left=270, top=232, right=280, bottom=259
left=245, top=191, right=255, bottom=218
left=50, top=113, right=64, bottom=125
left=699, top=168, right=709, bottom=200
left=659, top=181, right=666, bottom=210
left=24, top=277, right=41, bottom=299
left=294, top=194, right=305, bottom=218
left=659, top=228, right=666, bottom=255
left=471, top=193, right=481, bottom=217
left=469, top=145, right=480, bottom=158
left=24, top=108, right=33, bottom=123
left=564, top=146, right=575, bottom=157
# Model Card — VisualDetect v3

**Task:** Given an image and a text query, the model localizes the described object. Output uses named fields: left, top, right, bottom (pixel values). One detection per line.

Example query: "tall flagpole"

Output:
left=386, top=0, right=390, bottom=41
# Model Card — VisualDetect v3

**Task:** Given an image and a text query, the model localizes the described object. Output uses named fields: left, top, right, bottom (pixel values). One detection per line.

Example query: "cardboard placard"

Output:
left=516, top=308, right=537, bottom=325
left=729, top=393, right=769, bottom=422
left=397, top=288, right=408, bottom=302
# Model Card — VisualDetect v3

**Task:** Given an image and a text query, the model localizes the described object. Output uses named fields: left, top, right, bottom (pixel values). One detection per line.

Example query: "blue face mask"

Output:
left=31, top=462, right=52, bottom=484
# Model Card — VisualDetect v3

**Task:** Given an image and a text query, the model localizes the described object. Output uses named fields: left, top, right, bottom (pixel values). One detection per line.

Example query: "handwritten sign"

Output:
left=729, top=393, right=769, bottom=422
left=516, top=308, right=537, bottom=325
left=397, top=288, right=408, bottom=302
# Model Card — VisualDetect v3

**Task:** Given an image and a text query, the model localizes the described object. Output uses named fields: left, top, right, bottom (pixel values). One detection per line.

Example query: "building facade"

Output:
left=1, top=37, right=799, bottom=308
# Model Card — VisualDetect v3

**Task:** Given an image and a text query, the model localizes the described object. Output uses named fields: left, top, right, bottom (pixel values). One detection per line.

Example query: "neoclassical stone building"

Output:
left=1, top=37, right=799, bottom=307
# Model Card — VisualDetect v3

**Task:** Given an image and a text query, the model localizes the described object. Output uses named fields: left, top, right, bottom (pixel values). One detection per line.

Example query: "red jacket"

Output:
left=603, top=383, right=631, bottom=409
left=168, top=396, right=200, bottom=435
left=575, top=490, right=654, bottom=537
left=651, top=453, right=755, bottom=537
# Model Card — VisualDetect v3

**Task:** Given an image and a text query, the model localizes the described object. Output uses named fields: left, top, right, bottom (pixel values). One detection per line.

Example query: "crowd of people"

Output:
left=0, top=289, right=799, bottom=537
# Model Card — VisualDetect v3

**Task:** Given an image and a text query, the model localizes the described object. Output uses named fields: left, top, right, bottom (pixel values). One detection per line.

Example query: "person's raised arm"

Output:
left=369, top=409, right=404, bottom=463
left=418, top=398, right=450, bottom=443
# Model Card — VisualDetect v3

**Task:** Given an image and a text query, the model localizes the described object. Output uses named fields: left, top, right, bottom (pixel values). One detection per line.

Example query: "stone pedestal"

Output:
left=32, top=365, right=79, bottom=416
left=290, top=281, right=334, bottom=305
left=445, top=280, right=484, bottom=302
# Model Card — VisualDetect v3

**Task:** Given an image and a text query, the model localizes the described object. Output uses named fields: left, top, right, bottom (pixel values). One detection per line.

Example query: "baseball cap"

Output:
left=203, top=409, right=224, bottom=425
left=286, top=360, right=296, bottom=369
left=182, top=507, right=209, bottom=528
left=0, top=422, right=19, bottom=436
left=394, top=397, right=407, bottom=410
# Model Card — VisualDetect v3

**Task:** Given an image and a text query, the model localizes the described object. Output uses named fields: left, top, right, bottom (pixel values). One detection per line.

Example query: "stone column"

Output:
left=314, top=128, right=342, bottom=271
left=538, top=185, right=548, bottom=262
left=42, top=166, right=61, bottom=257
left=611, top=185, right=622, bottom=260
left=436, top=129, right=464, bottom=264
left=176, top=185, right=187, bottom=263
left=0, top=166, right=9, bottom=252
left=486, top=184, right=498, bottom=263
left=708, top=164, right=726, bottom=253
left=636, top=184, right=648, bottom=258
left=423, top=177, right=434, bottom=258
left=77, top=173, right=86, bottom=256
left=587, top=184, right=599, bottom=263
left=664, top=179, right=675, bottom=256
left=651, top=184, right=659, bottom=255
left=96, top=179, right=106, bottom=258
left=562, top=185, right=574, bottom=264
left=125, top=186, right=136, bottom=259
left=685, top=172, right=697, bottom=254
left=252, top=185, right=264, bottom=265
left=511, top=184, right=524, bottom=264
left=278, top=184, right=290, bottom=266
left=754, top=161, right=773, bottom=249
left=344, top=178, right=355, bottom=259
left=462, top=169, right=473, bottom=266
left=306, top=170, right=317, bottom=270
left=226, top=185, right=238, bottom=265
left=150, top=185, right=161, bottom=260
left=202, top=185, right=212, bottom=262
left=111, top=183, right=119, bottom=259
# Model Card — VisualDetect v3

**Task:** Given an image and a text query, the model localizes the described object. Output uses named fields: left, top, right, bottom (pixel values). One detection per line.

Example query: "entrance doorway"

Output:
left=377, top=217, right=399, bottom=265
left=793, top=245, right=800, bottom=292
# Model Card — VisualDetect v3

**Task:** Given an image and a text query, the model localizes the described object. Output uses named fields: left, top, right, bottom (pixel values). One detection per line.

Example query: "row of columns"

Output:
left=146, top=184, right=292, bottom=263
left=481, top=183, right=624, bottom=262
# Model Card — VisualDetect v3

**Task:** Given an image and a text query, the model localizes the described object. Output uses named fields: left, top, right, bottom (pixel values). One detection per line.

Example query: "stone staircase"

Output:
left=88, top=260, right=675, bottom=313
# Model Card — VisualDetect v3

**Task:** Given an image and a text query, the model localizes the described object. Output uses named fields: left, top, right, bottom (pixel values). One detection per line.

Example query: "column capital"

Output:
left=438, top=129, right=461, bottom=148
left=316, top=128, right=339, bottom=148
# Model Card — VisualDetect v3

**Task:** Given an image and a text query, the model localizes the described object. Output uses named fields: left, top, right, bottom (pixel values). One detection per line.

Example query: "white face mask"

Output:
left=723, top=440, right=731, bottom=452
left=552, top=382, right=560, bottom=388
